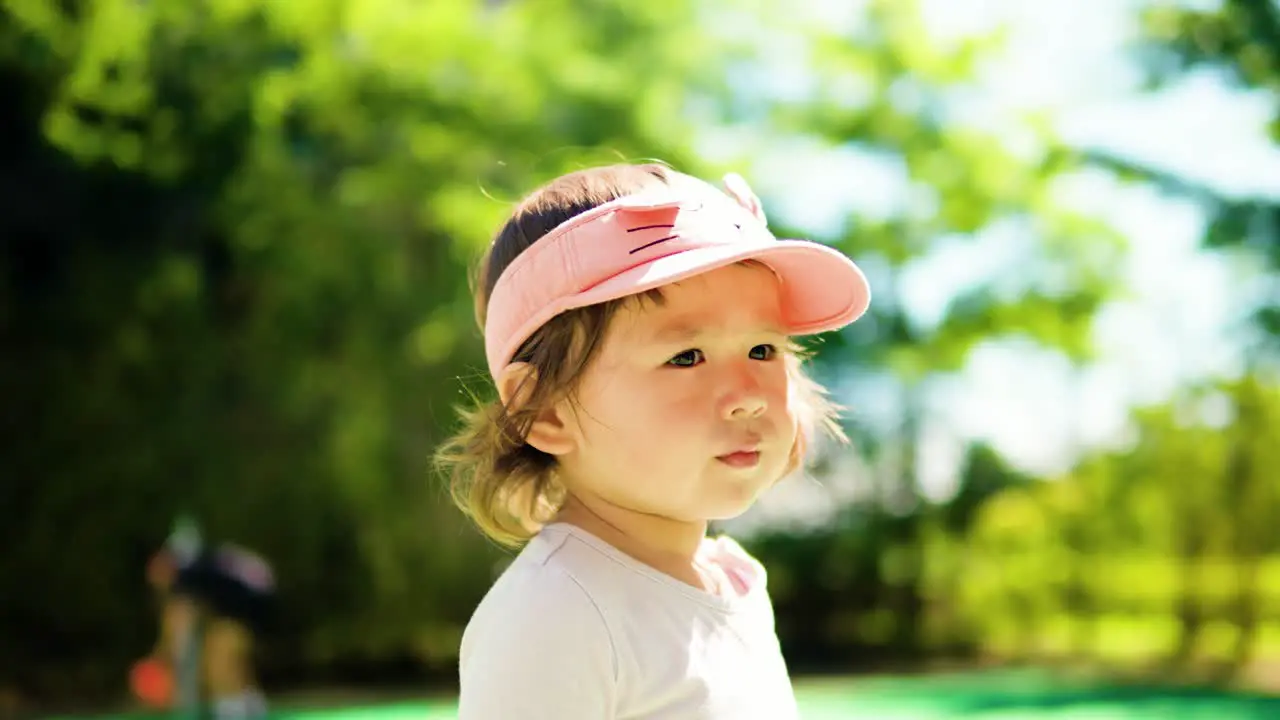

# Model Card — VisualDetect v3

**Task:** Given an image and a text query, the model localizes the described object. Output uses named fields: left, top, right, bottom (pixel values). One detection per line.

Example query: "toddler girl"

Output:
left=437, top=163, right=871, bottom=718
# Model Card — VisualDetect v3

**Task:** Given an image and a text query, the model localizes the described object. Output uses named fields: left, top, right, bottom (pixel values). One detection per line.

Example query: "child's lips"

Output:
left=716, top=450, right=762, bottom=468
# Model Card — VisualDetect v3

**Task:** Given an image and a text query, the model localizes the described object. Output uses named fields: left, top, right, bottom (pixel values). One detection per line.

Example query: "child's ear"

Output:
left=496, top=362, right=576, bottom=456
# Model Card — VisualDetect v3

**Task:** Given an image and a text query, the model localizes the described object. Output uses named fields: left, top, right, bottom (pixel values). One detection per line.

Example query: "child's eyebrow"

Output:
left=650, top=323, right=701, bottom=344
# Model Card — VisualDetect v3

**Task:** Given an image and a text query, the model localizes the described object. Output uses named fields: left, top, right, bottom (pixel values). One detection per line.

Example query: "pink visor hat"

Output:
left=483, top=172, right=872, bottom=381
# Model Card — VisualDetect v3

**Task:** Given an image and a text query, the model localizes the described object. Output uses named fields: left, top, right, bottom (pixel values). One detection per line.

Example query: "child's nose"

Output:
left=722, top=379, right=768, bottom=419
left=727, top=396, right=768, bottom=420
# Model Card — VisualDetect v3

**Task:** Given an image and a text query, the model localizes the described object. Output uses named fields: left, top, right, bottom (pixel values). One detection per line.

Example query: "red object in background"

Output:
left=129, top=657, right=173, bottom=709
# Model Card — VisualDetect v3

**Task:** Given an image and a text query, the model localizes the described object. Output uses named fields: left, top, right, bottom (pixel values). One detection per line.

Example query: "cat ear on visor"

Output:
left=722, top=172, right=767, bottom=225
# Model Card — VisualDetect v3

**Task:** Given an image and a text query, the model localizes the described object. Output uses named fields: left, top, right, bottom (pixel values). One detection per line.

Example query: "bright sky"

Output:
left=714, top=0, right=1280, bottom=523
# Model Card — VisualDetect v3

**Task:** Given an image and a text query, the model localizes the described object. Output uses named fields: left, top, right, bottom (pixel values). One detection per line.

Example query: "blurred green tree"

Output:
left=0, top=0, right=719, bottom=699
left=954, top=378, right=1280, bottom=678
left=1103, top=0, right=1280, bottom=351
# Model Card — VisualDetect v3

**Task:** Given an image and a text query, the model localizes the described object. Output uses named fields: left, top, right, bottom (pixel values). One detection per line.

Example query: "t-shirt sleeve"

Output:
left=457, top=566, right=617, bottom=720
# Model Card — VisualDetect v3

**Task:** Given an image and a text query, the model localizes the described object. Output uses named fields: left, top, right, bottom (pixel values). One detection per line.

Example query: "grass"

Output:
left=51, top=668, right=1280, bottom=720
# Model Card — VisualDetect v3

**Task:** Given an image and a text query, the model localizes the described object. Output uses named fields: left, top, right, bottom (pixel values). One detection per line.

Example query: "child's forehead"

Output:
left=609, top=268, right=786, bottom=339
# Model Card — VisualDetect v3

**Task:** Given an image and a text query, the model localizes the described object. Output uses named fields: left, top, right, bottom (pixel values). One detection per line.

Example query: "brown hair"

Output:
left=435, top=163, right=846, bottom=547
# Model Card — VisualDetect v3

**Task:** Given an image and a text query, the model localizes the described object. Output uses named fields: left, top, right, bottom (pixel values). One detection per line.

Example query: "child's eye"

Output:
left=667, top=349, right=704, bottom=367
left=750, top=344, right=777, bottom=361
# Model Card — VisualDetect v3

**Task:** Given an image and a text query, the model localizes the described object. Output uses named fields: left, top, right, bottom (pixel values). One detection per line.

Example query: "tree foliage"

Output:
left=1093, top=0, right=1280, bottom=352
left=952, top=378, right=1280, bottom=673
left=0, top=0, right=719, bottom=698
left=2, top=0, right=1226, bottom=703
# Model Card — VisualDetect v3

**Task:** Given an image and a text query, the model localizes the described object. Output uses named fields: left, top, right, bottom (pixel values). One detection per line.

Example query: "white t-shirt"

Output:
left=457, top=523, right=799, bottom=720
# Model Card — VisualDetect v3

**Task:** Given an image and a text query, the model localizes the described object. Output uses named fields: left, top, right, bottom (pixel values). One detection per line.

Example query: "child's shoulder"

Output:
left=508, top=523, right=769, bottom=597
left=457, top=528, right=620, bottom=711
left=472, top=526, right=606, bottom=617
left=474, top=524, right=770, bottom=614
left=459, top=526, right=618, bottom=669
left=462, top=524, right=773, bottom=645
left=467, top=523, right=633, bottom=623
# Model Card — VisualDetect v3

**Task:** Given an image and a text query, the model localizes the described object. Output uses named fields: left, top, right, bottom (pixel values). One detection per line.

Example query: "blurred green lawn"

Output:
left=58, top=669, right=1280, bottom=720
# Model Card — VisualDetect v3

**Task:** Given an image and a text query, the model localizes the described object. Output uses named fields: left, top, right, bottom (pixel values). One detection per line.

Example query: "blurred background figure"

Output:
left=133, top=519, right=274, bottom=719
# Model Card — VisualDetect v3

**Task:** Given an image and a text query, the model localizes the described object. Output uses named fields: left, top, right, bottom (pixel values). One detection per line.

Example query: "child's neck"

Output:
left=556, top=496, right=710, bottom=588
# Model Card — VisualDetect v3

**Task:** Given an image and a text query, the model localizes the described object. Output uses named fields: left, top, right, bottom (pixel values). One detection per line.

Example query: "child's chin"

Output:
left=700, top=486, right=773, bottom=521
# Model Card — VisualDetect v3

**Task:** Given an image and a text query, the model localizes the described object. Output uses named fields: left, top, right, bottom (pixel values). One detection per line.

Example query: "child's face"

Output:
left=557, top=262, right=798, bottom=523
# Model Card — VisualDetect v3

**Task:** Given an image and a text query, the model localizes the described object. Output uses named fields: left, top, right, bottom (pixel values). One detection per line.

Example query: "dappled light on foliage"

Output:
left=1, top=0, right=1278, bottom=711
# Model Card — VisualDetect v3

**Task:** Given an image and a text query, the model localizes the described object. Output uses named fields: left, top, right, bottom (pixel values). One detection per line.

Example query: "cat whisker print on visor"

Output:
left=626, top=222, right=677, bottom=254
left=629, top=234, right=679, bottom=254
left=624, top=200, right=707, bottom=254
